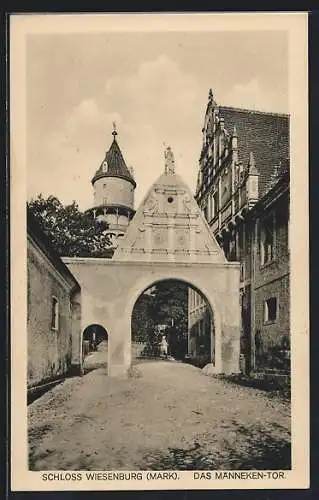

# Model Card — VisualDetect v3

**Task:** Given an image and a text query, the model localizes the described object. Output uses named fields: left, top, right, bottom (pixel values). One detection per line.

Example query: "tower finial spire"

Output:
left=112, top=121, right=118, bottom=139
left=164, top=145, right=175, bottom=175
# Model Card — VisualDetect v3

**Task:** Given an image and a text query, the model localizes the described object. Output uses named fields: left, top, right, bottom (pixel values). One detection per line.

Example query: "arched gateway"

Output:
left=63, top=148, right=240, bottom=377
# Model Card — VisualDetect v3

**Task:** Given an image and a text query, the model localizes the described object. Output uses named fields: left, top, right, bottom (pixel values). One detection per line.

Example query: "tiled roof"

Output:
left=219, top=106, right=289, bottom=197
left=92, top=134, right=136, bottom=187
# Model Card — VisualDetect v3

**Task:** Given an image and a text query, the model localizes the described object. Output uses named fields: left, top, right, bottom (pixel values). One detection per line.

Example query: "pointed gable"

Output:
left=113, top=169, right=226, bottom=263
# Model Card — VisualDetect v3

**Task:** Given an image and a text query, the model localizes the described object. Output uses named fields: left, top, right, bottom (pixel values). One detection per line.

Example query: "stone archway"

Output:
left=130, top=277, right=215, bottom=366
left=115, top=266, right=225, bottom=377
left=64, top=258, right=240, bottom=377
left=82, top=324, right=108, bottom=355
left=63, top=165, right=241, bottom=378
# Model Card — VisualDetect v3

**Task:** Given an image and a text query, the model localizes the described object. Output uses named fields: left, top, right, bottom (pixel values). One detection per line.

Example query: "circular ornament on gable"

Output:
left=177, top=233, right=186, bottom=246
left=154, top=230, right=164, bottom=246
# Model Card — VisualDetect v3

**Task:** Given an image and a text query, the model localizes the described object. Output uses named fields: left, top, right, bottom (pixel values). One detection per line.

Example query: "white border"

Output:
left=10, top=12, right=309, bottom=491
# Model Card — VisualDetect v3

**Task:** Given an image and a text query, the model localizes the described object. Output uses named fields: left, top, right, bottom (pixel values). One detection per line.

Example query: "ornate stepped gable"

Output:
left=113, top=147, right=226, bottom=263
left=198, top=91, right=289, bottom=199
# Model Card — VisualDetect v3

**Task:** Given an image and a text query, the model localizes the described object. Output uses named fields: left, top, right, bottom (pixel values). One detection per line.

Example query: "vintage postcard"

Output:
left=10, top=12, right=309, bottom=492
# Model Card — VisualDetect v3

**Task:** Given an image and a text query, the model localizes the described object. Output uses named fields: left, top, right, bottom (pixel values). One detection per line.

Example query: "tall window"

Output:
left=206, top=196, right=212, bottom=221
left=260, top=213, right=275, bottom=265
left=213, top=191, right=219, bottom=217
left=223, top=238, right=230, bottom=260
left=209, top=193, right=213, bottom=219
left=204, top=203, right=209, bottom=221
left=51, top=297, right=59, bottom=331
left=240, top=262, right=245, bottom=282
left=103, top=197, right=108, bottom=205
left=229, top=231, right=237, bottom=261
left=238, top=225, right=244, bottom=261
left=264, top=297, right=278, bottom=323
left=198, top=170, right=203, bottom=186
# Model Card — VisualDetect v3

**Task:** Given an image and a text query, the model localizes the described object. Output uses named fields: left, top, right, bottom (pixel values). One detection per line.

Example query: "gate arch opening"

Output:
left=131, top=278, right=215, bottom=368
left=82, top=324, right=108, bottom=357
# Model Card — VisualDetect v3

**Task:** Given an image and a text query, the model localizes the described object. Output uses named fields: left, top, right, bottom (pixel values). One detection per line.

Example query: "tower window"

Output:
left=103, top=183, right=106, bottom=188
left=51, top=297, right=59, bottom=331
left=103, top=197, right=107, bottom=205
left=264, top=297, right=278, bottom=323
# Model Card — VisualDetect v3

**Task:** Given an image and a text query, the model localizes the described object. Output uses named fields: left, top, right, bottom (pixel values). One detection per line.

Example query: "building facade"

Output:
left=190, top=90, right=290, bottom=375
left=27, top=210, right=82, bottom=388
left=85, top=125, right=136, bottom=249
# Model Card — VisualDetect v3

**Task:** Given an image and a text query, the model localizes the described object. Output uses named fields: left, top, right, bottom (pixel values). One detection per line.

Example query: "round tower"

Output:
left=86, top=125, right=136, bottom=246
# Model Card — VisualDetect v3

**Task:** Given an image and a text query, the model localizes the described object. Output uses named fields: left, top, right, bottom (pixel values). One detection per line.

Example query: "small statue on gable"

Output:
left=164, top=145, right=175, bottom=175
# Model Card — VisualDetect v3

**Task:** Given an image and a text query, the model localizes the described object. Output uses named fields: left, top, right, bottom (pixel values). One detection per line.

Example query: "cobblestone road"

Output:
left=28, top=350, right=291, bottom=471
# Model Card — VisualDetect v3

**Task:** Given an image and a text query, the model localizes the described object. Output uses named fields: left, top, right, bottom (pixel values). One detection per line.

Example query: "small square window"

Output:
left=51, top=297, right=59, bottom=331
left=264, top=297, right=277, bottom=324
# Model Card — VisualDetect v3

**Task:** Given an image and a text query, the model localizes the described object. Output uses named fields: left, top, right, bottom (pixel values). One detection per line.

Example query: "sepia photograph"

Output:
left=10, top=12, right=308, bottom=491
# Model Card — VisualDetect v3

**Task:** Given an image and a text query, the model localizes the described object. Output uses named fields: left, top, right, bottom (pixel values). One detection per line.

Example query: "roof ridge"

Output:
left=219, top=105, right=289, bottom=118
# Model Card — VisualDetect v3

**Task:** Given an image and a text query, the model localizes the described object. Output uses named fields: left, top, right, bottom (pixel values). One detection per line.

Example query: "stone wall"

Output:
left=64, top=258, right=241, bottom=377
left=27, top=239, right=77, bottom=387
left=253, top=193, right=290, bottom=372
left=94, top=177, right=134, bottom=209
left=254, top=275, right=290, bottom=371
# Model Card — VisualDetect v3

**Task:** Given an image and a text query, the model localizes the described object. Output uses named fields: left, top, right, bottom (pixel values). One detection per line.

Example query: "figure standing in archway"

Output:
left=160, top=335, right=168, bottom=359
left=92, top=328, right=97, bottom=351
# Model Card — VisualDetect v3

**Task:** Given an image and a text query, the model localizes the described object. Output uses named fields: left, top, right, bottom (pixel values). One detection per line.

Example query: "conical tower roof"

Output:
left=113, top=147, right=226, bottom=263
left=92, top=128, right=136, bottom=187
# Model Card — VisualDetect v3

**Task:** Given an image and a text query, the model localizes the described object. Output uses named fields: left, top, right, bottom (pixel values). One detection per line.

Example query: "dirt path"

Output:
left=28, top=360, right=290, bottom=471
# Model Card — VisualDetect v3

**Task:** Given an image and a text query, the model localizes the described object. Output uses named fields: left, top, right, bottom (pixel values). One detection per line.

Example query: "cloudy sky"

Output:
left=26, top=30, right=288, bottom=210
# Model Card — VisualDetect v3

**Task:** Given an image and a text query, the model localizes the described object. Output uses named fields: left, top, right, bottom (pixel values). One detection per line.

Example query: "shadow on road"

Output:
left=29, top=423, right=54, bottom=470
left=141, top=421, right=291, bottom=470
